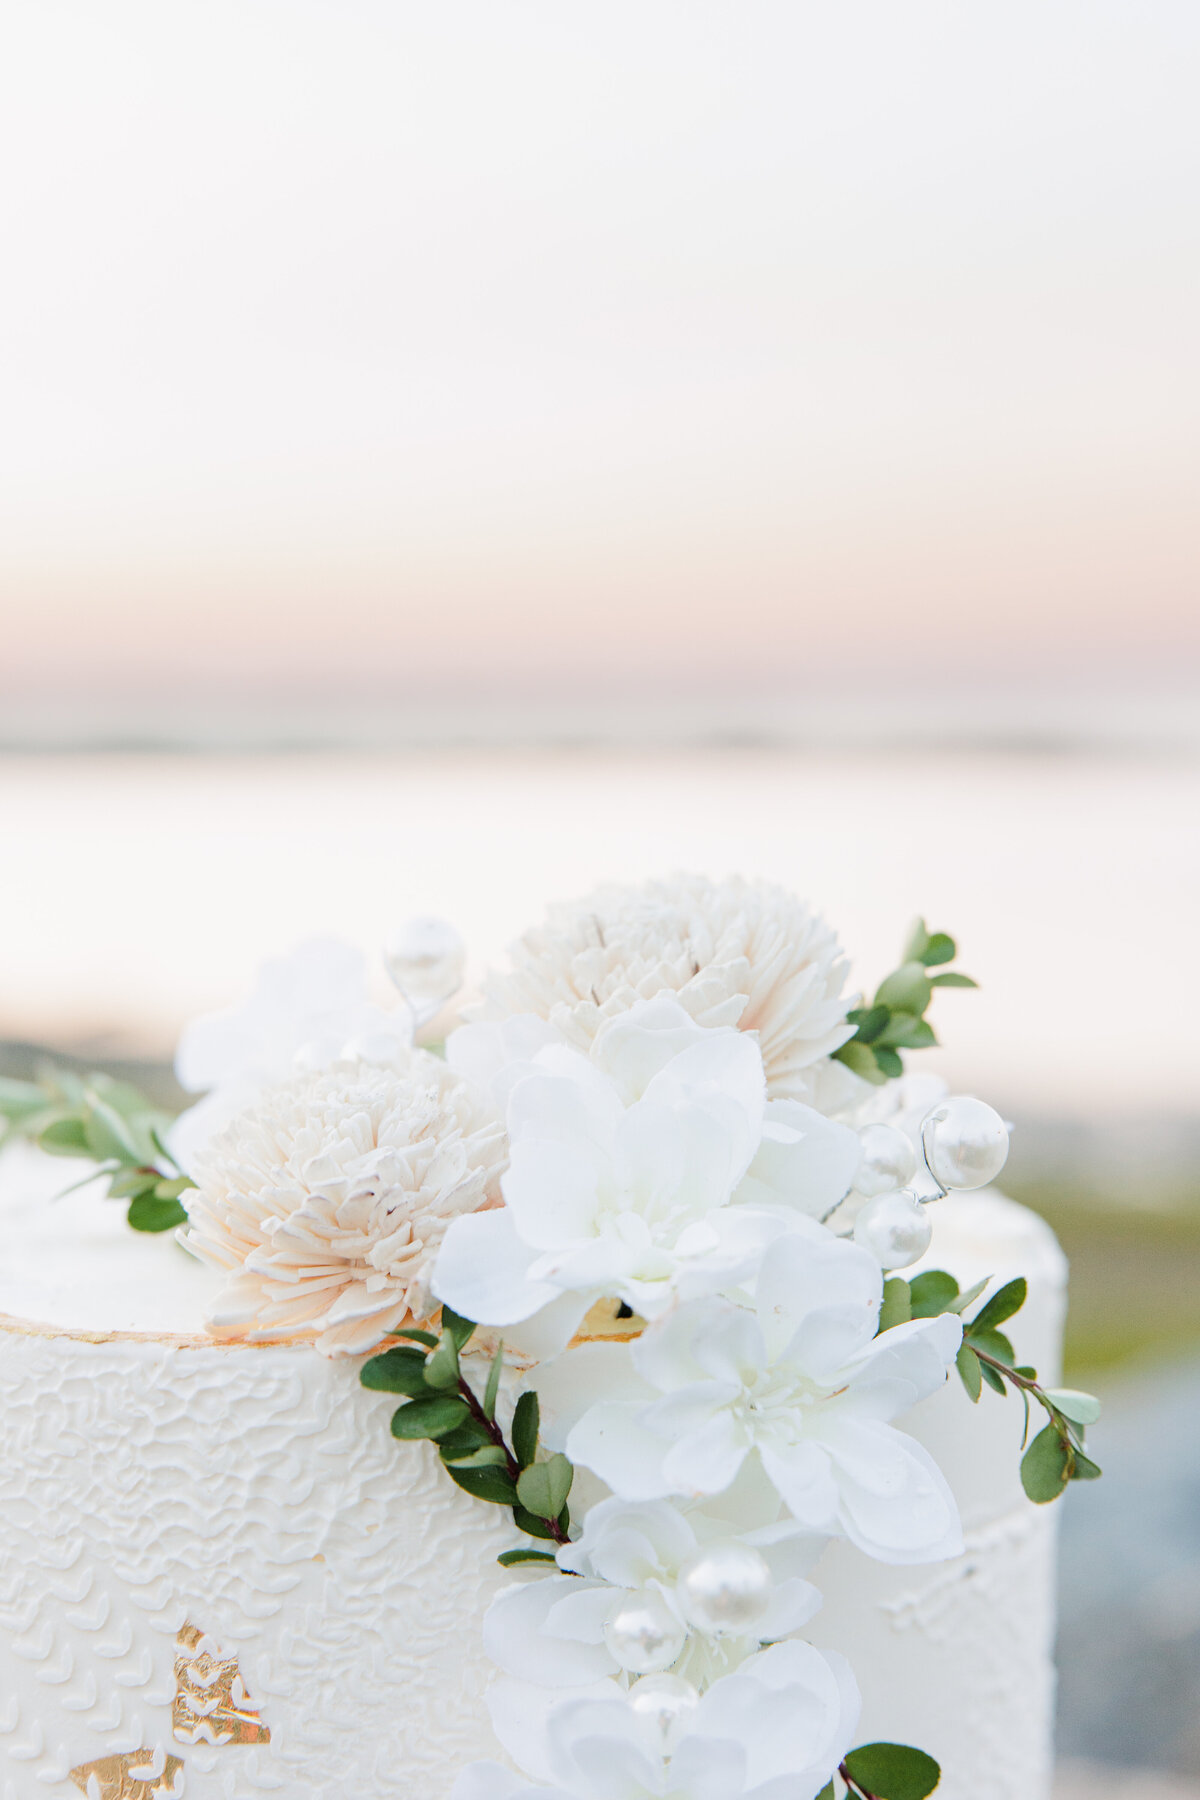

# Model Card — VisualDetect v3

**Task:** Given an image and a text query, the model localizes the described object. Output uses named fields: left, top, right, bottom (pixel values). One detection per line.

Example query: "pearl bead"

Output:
left=383, top=917, right=467, bottom=1019
left=603, top=1594, right=686, bottom=1674
left=853, top=1123, right=918, bottom=1198
left=853, top=1189, right=933, bottom=1270
left=921, top=1097, right=1009, bottom=1192
left=627, top=1673, right=699, bottom=1744
left=677, top=1542, right=772, bottom=1636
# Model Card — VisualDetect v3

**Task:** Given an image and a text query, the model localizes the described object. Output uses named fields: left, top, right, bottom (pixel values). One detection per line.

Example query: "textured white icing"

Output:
left=0, top=1154, right=1065, bottom=1800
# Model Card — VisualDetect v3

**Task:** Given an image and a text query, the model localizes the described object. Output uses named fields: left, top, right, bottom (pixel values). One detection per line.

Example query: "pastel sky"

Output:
left=1, top=1, right=1197, bottom=700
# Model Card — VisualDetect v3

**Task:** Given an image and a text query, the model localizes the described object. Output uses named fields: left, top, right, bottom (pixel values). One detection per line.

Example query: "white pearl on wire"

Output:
left=603, top=1594, right=686, bottom=1675
left=626, top=1673, right=700, bottom=1743
left=853, top=1188, right=934, bottom=1270
left=921, top=1097, right=1010, bottom=1192
left=852, top=1123, right=918, bottom=1197
left=382, top=917, right=467, bottom=1023
left=677, top=1542, right=773, bottom=1636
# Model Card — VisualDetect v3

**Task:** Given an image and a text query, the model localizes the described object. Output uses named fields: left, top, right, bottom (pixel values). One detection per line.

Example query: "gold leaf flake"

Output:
left=172, top=1621, right=271, bottom=1746
left=69, top=1748, right=185, bottom=1799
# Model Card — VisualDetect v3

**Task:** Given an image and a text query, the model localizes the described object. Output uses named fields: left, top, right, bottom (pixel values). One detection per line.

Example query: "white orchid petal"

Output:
left=566, top=1402, right=671, bottom=1501
left=758, top=1441, right=841, bottom=1535
left=753, top=1229, right=881, bottom=1374
left=660, top=1407, right=748, bottom=1498
left=735, top=1099, right=862, bottom=1218
left=483, top=1580, right=616, bottom=1686
left=817, top=1418, right=964, bottom=1563
left=432, top=1209, right=561, bottom=1327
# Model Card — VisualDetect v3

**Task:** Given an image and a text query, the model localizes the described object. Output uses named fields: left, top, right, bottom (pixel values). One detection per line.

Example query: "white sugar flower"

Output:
left=171, top=938, right=410, bottom=1172
left=433, top=997, right=861, bottom=1356
left=535, top=1223, right=963, bottom=1564
left=458, top=1640, right=858, bottom=1800
left=471, top=874, right=857, bottom=1100
left=483, top=1498, right=821, bottom=1691
left=183, top=1054, right=505, bottom=1356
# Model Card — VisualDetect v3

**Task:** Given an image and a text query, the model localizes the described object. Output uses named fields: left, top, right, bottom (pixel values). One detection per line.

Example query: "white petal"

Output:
left=660, top=1407, right=749, bottom=1498
left=634, top=1300, right=765, bottom=1395
left=753, top=1228, right=881, bottom=1376
left=758, top=1441, right=841, bottom=1535
left=446, top=1015, right=563, bottom=1097
left=839, top=1313, right=962, bottom=1419
left=483, top=1579, right=616, bottom=1686
left=734, top=1100, right=862, bottom=1219
left=486, top=1678, right=621, bottom=1786
left=565, top=1402, right=671, bottom=1501
left=755, top=1574, right=822, bottom=1639
left=590, top=994, right=709, bottom=1102
left=451, top=1761, right=554, bottom=1800
left=432, top=1209, right=561, bottom=1326
left=642, top=1030, right=766, bottom=1185
left=503, top=1290, right=594, bottom=1360
left=814, top=1417, right=964, bottom=1563
left=534, top=1343, right=651, bottom=1448
left=503, top=1135, right=605, bottom=1251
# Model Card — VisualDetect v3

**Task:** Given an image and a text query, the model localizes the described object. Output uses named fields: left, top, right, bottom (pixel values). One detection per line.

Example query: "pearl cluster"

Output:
left=852, top=1096, right=1009, bottom=1270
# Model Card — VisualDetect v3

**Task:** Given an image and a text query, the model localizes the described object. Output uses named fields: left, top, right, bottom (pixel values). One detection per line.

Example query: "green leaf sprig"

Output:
left=815, top=1741, right=941, bottom=1799
left=0, top=1068, right=194, bottom=1232
left=877, top=1269, right=1101, bottom=1503
left=832, top=921, right=977, bottom=1086
left=361, top=1308, right=574, bottom=1556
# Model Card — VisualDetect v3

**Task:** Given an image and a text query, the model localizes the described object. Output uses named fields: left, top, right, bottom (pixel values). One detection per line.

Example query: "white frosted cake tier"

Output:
left=0, top=1148, right=1065, bottom=1800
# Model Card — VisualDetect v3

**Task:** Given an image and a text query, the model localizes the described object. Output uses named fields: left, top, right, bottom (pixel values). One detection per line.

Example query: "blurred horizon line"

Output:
left=2, top=679, right=1198, bottom=759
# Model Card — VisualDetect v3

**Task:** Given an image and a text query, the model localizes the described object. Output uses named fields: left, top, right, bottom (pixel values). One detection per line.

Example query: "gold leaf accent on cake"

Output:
left=172, top=1621, right=271, bottom=1745
left=69, top=1747, right=185, bottom=1799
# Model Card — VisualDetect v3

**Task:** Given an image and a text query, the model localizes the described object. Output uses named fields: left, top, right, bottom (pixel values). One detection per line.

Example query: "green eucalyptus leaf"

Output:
left=1021, top=1425, right=1071, bottom=1503
left=434, top=1419, right=494, bottom=1459
left=928, top=972, right=978, bottom=988
left=390, top=1327, right=439, bottom=1347
left=970, top=1277, right=1027, bottom=1332
left=813, top=1785, right=835, bottom=1800
left=876, top=1014, right=937, bottom=1051
left=445, top=1462, right=520, bottom=1506
left=126, top=1194, right=188, bottom=1232
left=107, top=1168, right=159, bottom=1200
left=833, top=1040, right=888, bottom=1083
left=497, top=1548, right=559, bottom=1567
left=511, top=1503, right=560, bottom=1541
left=483, top=1343, right=505, bottom=1421
left=360, top=1347, right=431, bottom=1396
left=440, top=1306, right=476, bottom=1349
left=874, top=963, right=933, bottom=1015
left=917, top=933, right=956, bottom=968
left=872, top=1046, right=904, bottom=1080
left=907, top=1270, right=959, bottom=1318
left=877, top=1279, right=912, bottom=1333
left=843, top=1742, right=941, bottom=1800
left=956, top=1343, right=982, bottom=1402
left=38, top=1116, right=90, bottom=1156
left=516, top=1454, right=573, bottom=1521
left=440, top=1445, right=510, bottom=1470
left=0, top=1077, right=49, bottom=1120
left=424, top=1334, right=461, bottom=1391
left=512, top=1391, right=540, bottom=1468
left=390, top=1395, right=469, bottom=1440
left=903, top=919, right=931, bottom=963
left=154, top=1176, right=193, bottom=1200
left=1069, top=1449, right=1103, bottom=1481
left=967, top=1326, right=1015, bottom=1365
left=944, top=1276, right=991, bottom=1316
left=852, top=1004, right=891, bottom=1045
left=83, top=1098, right=143, bottom=1165
left=1044, top=1388, right=1102, bottom=1426
left=978, top=1359, right=1008, bottom=1396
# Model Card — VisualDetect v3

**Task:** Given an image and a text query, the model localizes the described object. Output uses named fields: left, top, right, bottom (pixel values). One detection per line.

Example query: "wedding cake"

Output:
left=0, top=878, right=1095, bottom=1800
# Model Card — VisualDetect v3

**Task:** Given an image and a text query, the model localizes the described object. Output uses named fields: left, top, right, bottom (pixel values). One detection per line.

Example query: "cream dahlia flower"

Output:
left=472, top=874, right=856, bottom=1100
left=183, top=1053, right=506, bottom=1356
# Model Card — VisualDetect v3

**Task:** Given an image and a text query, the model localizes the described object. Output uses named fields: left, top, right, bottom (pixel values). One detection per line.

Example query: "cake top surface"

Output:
left=0, top=1139, right=1063, bottom=1341
left=0, top=1143, right=217, bottom=1335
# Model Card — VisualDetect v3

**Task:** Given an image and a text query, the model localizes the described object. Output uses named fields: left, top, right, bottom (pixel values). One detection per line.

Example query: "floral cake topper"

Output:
left=0, top=875, right=1102, bottom=1800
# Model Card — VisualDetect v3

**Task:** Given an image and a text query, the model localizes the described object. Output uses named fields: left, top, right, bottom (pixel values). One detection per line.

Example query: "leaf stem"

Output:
left=838, top=1764, right=878, bottom=1800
